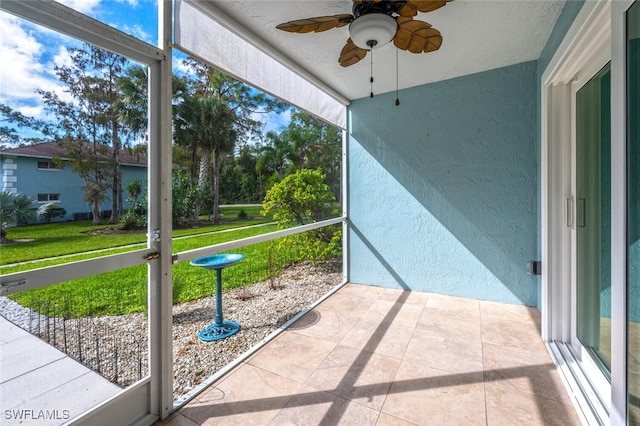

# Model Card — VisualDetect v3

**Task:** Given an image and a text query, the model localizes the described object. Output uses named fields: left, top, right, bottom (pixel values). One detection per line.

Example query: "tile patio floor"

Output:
left=158, top=283, right=582, bottom=425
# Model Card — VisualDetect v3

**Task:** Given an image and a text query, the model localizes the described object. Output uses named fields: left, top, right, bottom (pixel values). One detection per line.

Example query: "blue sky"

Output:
left=0, top=0, right=290, bottom=143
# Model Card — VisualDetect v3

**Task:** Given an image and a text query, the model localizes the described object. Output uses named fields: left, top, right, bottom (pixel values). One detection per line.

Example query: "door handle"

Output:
left=566, top=197, right=574, bottom=228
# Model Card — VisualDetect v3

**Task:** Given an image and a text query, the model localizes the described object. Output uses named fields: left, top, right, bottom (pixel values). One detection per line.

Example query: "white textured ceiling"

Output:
left=205, top=1, right=565, bottom=101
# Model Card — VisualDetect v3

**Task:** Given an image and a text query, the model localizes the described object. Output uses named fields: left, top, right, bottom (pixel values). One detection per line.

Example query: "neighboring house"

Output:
left=0, top=141, right=147, bottom=222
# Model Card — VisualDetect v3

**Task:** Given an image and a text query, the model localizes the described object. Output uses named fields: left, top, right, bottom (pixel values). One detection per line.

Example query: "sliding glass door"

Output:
left=575, top=63, right=612, bottom=378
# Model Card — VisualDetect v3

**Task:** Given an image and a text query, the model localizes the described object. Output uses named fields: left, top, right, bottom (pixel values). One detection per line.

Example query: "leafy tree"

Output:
left=176, top=93, right=237, bottom=223
left=37, top=44, right=129, bottom=224
left=261, top=169, right=341, bottom=261
left=120, top=178, right=147, bottom=230
left=172, top=171, right=199, bottom=226
left=82, top=178, right=109, bottom=225
left=174, top=58, right=284, bottom=223
left=118, top=64, right=189, bottom=142
left=261, top=168, right=337, bottom=226
left=117, top=66, right=149, bottom=139
left=256, top=109, right=341, bottom=201
left=280, top=110, right=342, bottom=199
left=257, top=130, right=291, bottom=180
left=0, top=104, right=48, bottom=147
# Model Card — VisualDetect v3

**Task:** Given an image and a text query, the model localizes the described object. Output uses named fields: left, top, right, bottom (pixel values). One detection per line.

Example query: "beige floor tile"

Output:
left=305, top=344, right=401, bottom=410
left=480, top=300, right=541, bottom=322
left=289, top=309, right=360, bottom=344
left=247, top=331, right=336, bottom=383
left=339, top=317, right=414, bottom=359
left=269, top=384, right=381, bottom=425
left=362, top=299, right=423, bottom=327
left=403, top=327, right=483, bottom=374
left=482, top=342, right=572, bottom=404
left=337, top=283, right=387, bottom=299
left=375, top=412, right=419, bottom=426
left=417, top=306, right=482, bottom=340
left=484, top=383, right=581, bottom=426
left=480, top=315, right=546, bottom=352
left=156, top=413, right=200, bottom=426
left=317, top=292, right=379, bottom=317
left=157, top=287, right=581, bottom=426
left=379, top=288, right=428, bottom=306
left=425, top=293, right=480, bottom=317
left=179, top=363, right=301, bottom=425
left=382, top=360, right=486, bottom=425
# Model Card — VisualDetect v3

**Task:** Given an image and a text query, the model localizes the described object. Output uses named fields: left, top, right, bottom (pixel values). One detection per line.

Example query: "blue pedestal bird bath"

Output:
left=189, top=253, right=246, bottom=342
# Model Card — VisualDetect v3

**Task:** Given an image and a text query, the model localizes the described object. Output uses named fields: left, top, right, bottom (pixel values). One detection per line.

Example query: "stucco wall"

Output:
left=347, top=61, right=538, bottom=306
left=1, top=155, right=147, bottom=222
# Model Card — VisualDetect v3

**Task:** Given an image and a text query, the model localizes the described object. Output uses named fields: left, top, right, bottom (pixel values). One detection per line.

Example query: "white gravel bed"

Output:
left=1, top=260, right=342, bottom=399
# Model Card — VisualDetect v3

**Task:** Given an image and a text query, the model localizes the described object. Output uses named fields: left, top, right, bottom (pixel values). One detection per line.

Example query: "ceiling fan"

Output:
left=276, top=0, right=453, bottom=67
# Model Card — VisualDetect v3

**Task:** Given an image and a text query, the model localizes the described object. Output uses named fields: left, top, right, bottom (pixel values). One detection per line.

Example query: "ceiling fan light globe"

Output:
left=349, top=13, right=397, bottom=50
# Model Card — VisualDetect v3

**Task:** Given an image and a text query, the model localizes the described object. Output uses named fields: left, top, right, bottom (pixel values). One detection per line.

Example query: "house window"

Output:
left=37, top=161, right=59, bottom=170
left=37, top=194, right=60, bottom=202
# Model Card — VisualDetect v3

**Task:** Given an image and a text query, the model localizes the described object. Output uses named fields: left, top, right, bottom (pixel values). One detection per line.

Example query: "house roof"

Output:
left=0, top=142, right=147, bottom=166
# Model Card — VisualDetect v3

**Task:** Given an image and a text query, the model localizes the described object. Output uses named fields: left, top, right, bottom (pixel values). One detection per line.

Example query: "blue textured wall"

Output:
left=348, top=61, right=539, bottom=306
left=1, top=155, right=147, bottom=222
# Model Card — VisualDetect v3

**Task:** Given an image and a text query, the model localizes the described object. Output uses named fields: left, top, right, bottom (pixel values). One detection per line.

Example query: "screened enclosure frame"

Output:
left=0, top=1, right=349, bottom=424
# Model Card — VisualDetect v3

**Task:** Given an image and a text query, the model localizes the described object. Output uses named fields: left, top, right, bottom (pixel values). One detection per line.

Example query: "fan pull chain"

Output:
left=395, top=47, right=400, bottom=106
left=370, top=48, right=374, bottom=98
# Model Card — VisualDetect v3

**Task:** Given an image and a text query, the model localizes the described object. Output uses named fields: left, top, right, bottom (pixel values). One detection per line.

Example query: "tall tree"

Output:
left=0, top=104, right=48, bottom=147
left=257, top=109, right=342, bottom=200
left=175, top=58, right=284, bottom=223
left=37, top=44, right=129, bottom=224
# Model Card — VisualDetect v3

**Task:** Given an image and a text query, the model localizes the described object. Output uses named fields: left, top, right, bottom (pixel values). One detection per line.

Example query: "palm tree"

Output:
left=83, top=181, right=109, bottom=225
left=175, top=94, right=237, bottom=223
left=258, top=130, right=291, bottom=179
left=0, top=190, right=38, bottom=241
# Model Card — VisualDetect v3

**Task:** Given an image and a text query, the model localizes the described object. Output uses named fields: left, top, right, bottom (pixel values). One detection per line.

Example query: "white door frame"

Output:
left=610, top=1, right=635, bottom=424
left=541, top=1, right=611, bottom=423
left=542, top=0, right=634, bottom=423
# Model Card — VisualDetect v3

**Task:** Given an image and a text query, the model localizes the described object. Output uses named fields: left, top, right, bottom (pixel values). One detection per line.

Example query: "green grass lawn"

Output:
left=4, top=206, right=339, bottom=318
left=1, top=205, right=269, bottom=265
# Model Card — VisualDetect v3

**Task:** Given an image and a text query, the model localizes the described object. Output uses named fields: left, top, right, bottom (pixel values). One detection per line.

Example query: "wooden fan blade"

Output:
left=276, top=14, right=353, bottom=33
left=339, top=39, right=368, bottom=67
left=394, top=18, right=442, bottom=53
left=398, top=0, right=453, bottom=17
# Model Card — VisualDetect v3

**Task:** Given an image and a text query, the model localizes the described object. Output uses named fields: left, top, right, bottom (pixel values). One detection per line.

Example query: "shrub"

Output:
left=238, top=209, right=248, bottom=219
left=120, top=209, right=143, bottom=230
left=121, top=178, right=147, bottom=230
left=172, top=171, right=199, bottom=226
left=38, top=203, right=67, bottom=223
left=261, top=169, right=341, bottom=262
left=261, top=169, right=337, bottom=226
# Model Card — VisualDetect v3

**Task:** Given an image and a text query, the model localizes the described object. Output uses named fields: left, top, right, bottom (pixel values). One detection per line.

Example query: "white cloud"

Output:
left=120, top=23, right=152, bottom=44
left=57, top=0, right=101, bottom=14
left=17, top=104, right=45, bottom=119
left=52, top=45, right=75, bottom=69
left=0, top=13, right=75, bottom=120
left=0, top=13, right=46, bottom=102
left=116, top=0, right=140, bottom=8
left=263, top=108, right=292, bottom=134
